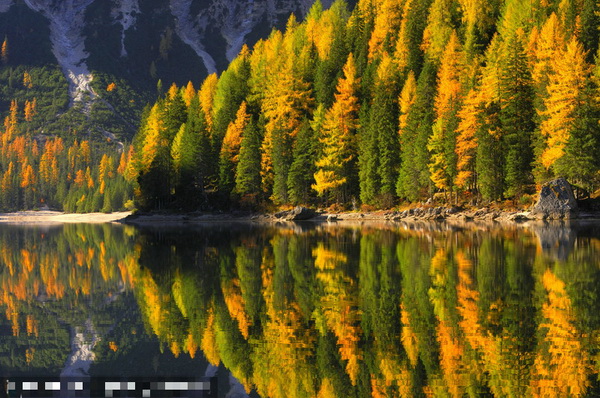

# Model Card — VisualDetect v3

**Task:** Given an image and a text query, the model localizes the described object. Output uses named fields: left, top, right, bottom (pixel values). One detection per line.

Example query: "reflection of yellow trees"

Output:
left=530, top=269, right=592, bottom=397
left=200, top=308, right=220, bottom=366
left=316, top=377, right=336, bottom=398
left=456, top=250, right=530, bottom=396
left=26, top=314, right=38, bottom=337
left=378, top=355, right=412, bottom=395
left=400, top=303, right=419, bottom=367
left=185, top=332, right=198, bottom=359
left=0, top=226, right=136, bottom=351
left=138, top=269, right=167, bottom=337
left=25, top=347, right=35, bottom=363
left=314, top=243, right=362, bottom=386
left=250, top=237, right=316, bottom=398
left=222, top=277, right=251, bottom=339
left=429, top=248, right=470, bottom=397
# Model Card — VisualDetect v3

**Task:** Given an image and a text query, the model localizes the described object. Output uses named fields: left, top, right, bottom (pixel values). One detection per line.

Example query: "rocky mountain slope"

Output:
left=0, top=0, right=333, bottom=139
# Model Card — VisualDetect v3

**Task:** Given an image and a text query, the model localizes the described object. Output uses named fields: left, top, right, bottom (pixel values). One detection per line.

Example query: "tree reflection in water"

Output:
left=1, top=221, right=600, bottom=397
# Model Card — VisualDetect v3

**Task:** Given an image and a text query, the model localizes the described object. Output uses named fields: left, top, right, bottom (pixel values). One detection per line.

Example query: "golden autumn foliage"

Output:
left=221, top=101, right=250, bottom=165
left=182, top=81, right=195, bottom=107
left=539, top=37, right=591, bottom=169
left=398, top=71, right=417, bottom=133
left=201, top=309, right=221, bottom=366
left=23, top=72, right=33, bottom=89
left=1, top=37, right=7, bottom=64
left=454, top=89, right=481, bottom=189
left=313, top=54, right=360, bottom=197
left=368, top=0, right=403, bottom=60
left=530, top=269, right=593, bottom=397
left=24, top=98, right=36, bottom=122
left=199, top=74, right=218, bottom=132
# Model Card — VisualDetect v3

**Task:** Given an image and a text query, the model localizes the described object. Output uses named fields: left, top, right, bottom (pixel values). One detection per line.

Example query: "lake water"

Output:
left=1, top=221, right=600, bottom=397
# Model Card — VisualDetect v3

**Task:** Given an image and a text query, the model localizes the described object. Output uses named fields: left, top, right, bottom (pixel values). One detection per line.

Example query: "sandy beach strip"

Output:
left=0, top=211, right=131, bottom=224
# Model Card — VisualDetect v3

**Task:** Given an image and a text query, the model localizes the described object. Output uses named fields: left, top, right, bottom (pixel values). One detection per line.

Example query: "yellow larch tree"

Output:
left=428, top=31, right=464, bottom=192
left=199, top=73, right=218, bottom=132
left=219, top=101, right=251, bottom=192
left=79, top=141, right=91, bottom=164
left=539, top=37, right=591, bottom=169
left=529, top=13, right=565, bottom=89
left=98, top=154, right=114, bottom=194
left=220, top=101, right=250, bottom=165
left=398, top=71, right=417, bottom=133
left=368, top=0, right=403, bottom=60
left=421, top=0, right=456, bottom=62
left=2, top=100, right=18, bottom=152
left=23, top=71, right=33, bottom=89
left=1, top=37, right=7, bottom=64
left=24, top=99, right=37, bottom=122
left=20, top=163, right=36, bottom=189
left=454, top=89, right=481, bottom=189
left=182, top=81, right=196, bottom=107
left=260, top=26, right=313, bottom=202
left=140, top=103, right=166, bottom=171
left=117, top=150, right=128, bottom=175
left=312, top=53, right=360, bottom=201
left=85, top=166, right=94, bottom=189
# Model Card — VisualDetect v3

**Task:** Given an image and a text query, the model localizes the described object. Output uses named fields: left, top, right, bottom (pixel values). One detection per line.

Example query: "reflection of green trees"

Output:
left=130, top=224, right=600, bottom=397
left=5, top=223, right=598, bottom=395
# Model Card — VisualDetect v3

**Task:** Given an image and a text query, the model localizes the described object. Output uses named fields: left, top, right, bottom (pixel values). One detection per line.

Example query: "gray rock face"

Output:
left=532, top=178, right=578, bottom=219
left=275, top=206, right=317, bottom=220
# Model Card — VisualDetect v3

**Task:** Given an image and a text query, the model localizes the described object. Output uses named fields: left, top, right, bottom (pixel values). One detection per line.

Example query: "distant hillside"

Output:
left=0, top=0, right=336, bottom=141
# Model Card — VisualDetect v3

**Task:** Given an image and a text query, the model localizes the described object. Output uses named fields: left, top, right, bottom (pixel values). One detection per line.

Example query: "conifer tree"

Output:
left=454, top=89, right=482, bottom=191
left=219, top=102, right=250, bottom=197
left=313, top=54, right=360, bottom=203
left=394, top=0, right=431, bottom=75
left=235, top=117, right=262, bottom=202
left=1, top=37, right=7, bottom=64
left=288, top=121, right=316, bottom=205
left=421, top=0, right=459, bottom=61
left=398, top=72, right=417, bottom=132
left=360, top=54, right=399, bottom=206
left=397, top=61, right=437, bottom=201
left=498, top=31, right=535, bottom=198
left=213, top=47, right=251, bottom=156
left=367, top=0, right=403, bottom=60
left=539, top=37, right=600, bottom=190
left=427, top=32, right=463, bottom=196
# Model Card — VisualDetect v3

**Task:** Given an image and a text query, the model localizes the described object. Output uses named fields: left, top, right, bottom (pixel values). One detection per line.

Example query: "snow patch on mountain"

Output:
left=23, top=0, right=96, bottom=106
left=0, top=0, right=13, bottom=13
left=111, top=0, right=139, bottom=57
left=170, top=0, right=217, bottom=74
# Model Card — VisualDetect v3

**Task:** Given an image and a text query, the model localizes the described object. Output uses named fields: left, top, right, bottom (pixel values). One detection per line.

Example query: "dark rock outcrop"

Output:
left=531, top=178, right=578, bottom=219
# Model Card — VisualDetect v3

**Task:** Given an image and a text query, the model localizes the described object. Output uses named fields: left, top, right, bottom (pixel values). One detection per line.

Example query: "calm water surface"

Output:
left=1, top=221, right=600, bottom=397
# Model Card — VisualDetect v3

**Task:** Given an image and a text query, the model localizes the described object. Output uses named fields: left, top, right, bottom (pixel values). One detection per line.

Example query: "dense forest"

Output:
left=0, top=92, right=135, bottom=212
left=131, top=0, right=600, bottom=211
left=0, top=38, right=137, bottom=212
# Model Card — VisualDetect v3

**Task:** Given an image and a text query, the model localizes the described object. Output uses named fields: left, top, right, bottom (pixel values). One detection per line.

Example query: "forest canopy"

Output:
left=4, top=0, right=600, bottom=212
left=131, top=0, right=600, bottom=211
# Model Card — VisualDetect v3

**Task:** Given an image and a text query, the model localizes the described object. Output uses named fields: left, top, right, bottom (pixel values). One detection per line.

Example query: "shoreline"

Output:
left=0, top=211, right=131, bottom=224
left=120, top=206, right=600, bottom=226
left=0, top=206, right=598, bottom=227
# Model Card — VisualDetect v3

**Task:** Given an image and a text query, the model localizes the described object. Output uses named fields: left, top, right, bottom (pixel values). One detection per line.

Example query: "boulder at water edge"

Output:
left=531, top=177, right=578, bottom=219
